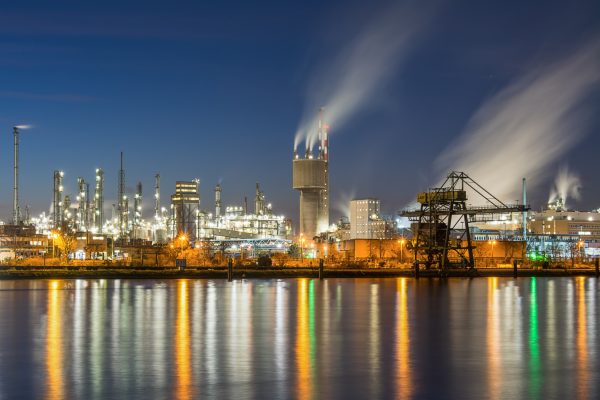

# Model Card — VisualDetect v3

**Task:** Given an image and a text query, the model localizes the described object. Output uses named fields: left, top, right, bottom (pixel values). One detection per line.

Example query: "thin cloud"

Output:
left=294, top=1, right=437, bottom=150
left=0, top=91, right=95, bottom=102
left=435, top=37, right=600, bottom=203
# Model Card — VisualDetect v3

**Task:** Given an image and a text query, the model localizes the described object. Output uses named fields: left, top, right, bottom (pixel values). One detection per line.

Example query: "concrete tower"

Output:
left=292, top=110, right=329, bottom=238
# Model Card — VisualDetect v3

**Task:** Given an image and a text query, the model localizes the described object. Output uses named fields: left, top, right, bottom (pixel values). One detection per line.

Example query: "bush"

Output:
left=256, top=255, right=272, bottom=267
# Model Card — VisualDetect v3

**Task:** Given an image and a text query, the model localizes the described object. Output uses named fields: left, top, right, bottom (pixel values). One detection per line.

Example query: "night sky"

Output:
left=1, top=0, right=599, bottom=224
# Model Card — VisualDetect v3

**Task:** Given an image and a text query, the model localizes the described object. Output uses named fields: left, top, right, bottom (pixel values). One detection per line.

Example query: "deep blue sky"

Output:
left=1, top=0, right=599, bottom=224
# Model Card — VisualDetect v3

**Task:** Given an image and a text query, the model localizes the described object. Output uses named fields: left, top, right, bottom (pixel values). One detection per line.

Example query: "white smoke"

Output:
left=294, top=2, right=435, bottom=150
left=549, top=165, right=581, bottom=208
left=435, top=37, right=600, bottom=203
left=334, top=190, right=358, bottom=219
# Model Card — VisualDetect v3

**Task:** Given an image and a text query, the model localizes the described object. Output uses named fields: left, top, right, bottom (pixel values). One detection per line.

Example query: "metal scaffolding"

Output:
left=401, top=171, right=529, bottom=274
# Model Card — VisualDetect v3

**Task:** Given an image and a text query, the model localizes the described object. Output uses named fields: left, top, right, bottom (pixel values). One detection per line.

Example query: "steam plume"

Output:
left=549, top=165, right=581, bottom=208
left=435, top=38, right=600, bottom=202
left=294, top=2, right=434, bottom=150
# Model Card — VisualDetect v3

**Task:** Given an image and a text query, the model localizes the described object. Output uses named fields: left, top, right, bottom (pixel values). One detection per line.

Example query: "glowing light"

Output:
left=576, top=277, right=589, bottom=399
left=46, top=280, right=63, bottom=400
left=487, top=278, right=500, bottom=399
left=296, top=279, right=312, bottom=398
left=175, top=280, right=192, bottom=399
left=528, top=278, right=540, bottom=398
left=395, top=278, right=412, bottom=398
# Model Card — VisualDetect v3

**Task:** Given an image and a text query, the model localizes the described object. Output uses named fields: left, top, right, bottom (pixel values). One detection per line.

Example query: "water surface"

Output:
left=0, top=277, right=598, bottom=399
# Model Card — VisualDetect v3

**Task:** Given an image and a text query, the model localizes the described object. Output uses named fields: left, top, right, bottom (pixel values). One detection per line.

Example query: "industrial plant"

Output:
left=1, top=110, right=600, bottom=269
left=0, top=126, right=292, bottom=261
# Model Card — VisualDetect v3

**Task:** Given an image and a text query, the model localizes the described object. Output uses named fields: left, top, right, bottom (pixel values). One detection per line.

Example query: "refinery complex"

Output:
left=1, top=115, right=600, bottom=266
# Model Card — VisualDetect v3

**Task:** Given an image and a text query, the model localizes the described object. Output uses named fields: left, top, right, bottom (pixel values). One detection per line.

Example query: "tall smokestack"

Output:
left=522, top=177, right=527, bottom=240
left=13, top=126, right=19, bottom=225
left=319, top=109, right=329, bottom=233
left=118, top=151, right=125, bottom=237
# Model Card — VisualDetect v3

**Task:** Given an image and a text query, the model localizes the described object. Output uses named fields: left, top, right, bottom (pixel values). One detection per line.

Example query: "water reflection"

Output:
left=0, top=277, right=598, bottom=399
left=369, top=283, right=381, bottom=398
left=395, top=278, right=412, bottom=398
left=576, top=277, right=588, bottom=400
left=175, top=280, right=191, bottom=399
left=46, top=280, right=63, bottom=400
left=486, top=278, right=500, bottom=400
left=296, top=278, right=312, bottom=399
left=528, top=278, right=541, bottom=398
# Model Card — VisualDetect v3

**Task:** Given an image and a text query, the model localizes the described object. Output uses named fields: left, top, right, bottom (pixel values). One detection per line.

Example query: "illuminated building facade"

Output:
left=170, top=180, right=200, bottom=240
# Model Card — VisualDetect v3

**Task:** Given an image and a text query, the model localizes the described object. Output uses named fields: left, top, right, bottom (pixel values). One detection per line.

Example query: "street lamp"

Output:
left=398, top=238, right=406, bottom=263
left=51, top=231, right=60, bottom=258
left=178, top=234, right=188, bottom=256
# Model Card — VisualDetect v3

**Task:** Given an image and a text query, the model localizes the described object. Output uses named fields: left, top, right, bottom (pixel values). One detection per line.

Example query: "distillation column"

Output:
left=215, top=184, right=221, bottom=219
left=77, top=177, right=88, bottom=231
left=94, top=168, right=104, bottom=233
left=133, top=182, right=142, bottom=239
left=154, top=174, right=160, bottom=220
left=53, top=170, right=64, bottom=229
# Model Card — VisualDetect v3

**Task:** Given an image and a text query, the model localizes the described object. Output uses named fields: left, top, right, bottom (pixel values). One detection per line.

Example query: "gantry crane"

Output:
left=401, top=171, right=529, bottom=274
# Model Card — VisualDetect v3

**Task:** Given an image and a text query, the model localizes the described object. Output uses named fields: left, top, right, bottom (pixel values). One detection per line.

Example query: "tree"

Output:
left=54, top=232, right=77, bottom=263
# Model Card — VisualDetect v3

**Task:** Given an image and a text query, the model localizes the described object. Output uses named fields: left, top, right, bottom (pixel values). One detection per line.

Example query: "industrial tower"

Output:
left=118, top=152, right=127, bottom=238
left=13, top=126, right=20, bottom=225
left=133, top=182, right=142, bottom=239
left=94, top=168, right=104, bottom=233
left=53, top=170, right=64, bottom=229
left=292, top=109, right=329, bottom=238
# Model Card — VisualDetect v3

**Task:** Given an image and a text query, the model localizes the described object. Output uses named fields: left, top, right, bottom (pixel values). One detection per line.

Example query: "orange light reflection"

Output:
left=46, top=280, right=63, bottom=400
left=296, top=279, right=311, bottom=399
left=395, top=278, right=412, bottom=399
left=576, top=277, right=588, bottom=400
left=486, top=278, right=500, bottom=400
left=175, top=280, right=192, bottom=400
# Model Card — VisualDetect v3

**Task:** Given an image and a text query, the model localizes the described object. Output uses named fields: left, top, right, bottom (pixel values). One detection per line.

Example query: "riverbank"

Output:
left=0, top=266, right=598, bottom=279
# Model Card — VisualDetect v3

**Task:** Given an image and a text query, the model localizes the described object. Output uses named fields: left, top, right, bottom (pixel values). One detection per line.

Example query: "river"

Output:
left=0, top=277, right=597, bottom=399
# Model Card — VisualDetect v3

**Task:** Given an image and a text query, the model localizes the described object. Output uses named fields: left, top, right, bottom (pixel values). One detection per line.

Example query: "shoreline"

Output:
left=0, top=266, right=598, bottom=280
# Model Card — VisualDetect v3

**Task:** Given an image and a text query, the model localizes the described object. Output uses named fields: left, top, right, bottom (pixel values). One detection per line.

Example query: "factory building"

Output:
left=196, top=183, right=292, bottom=240
left=349, top=199, right=387, bottom=239
left=528, top=201, right=600, bottom=240
left=170, top=180, right=200, bottom=240
left=292, top=111, right=329, bottom=238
